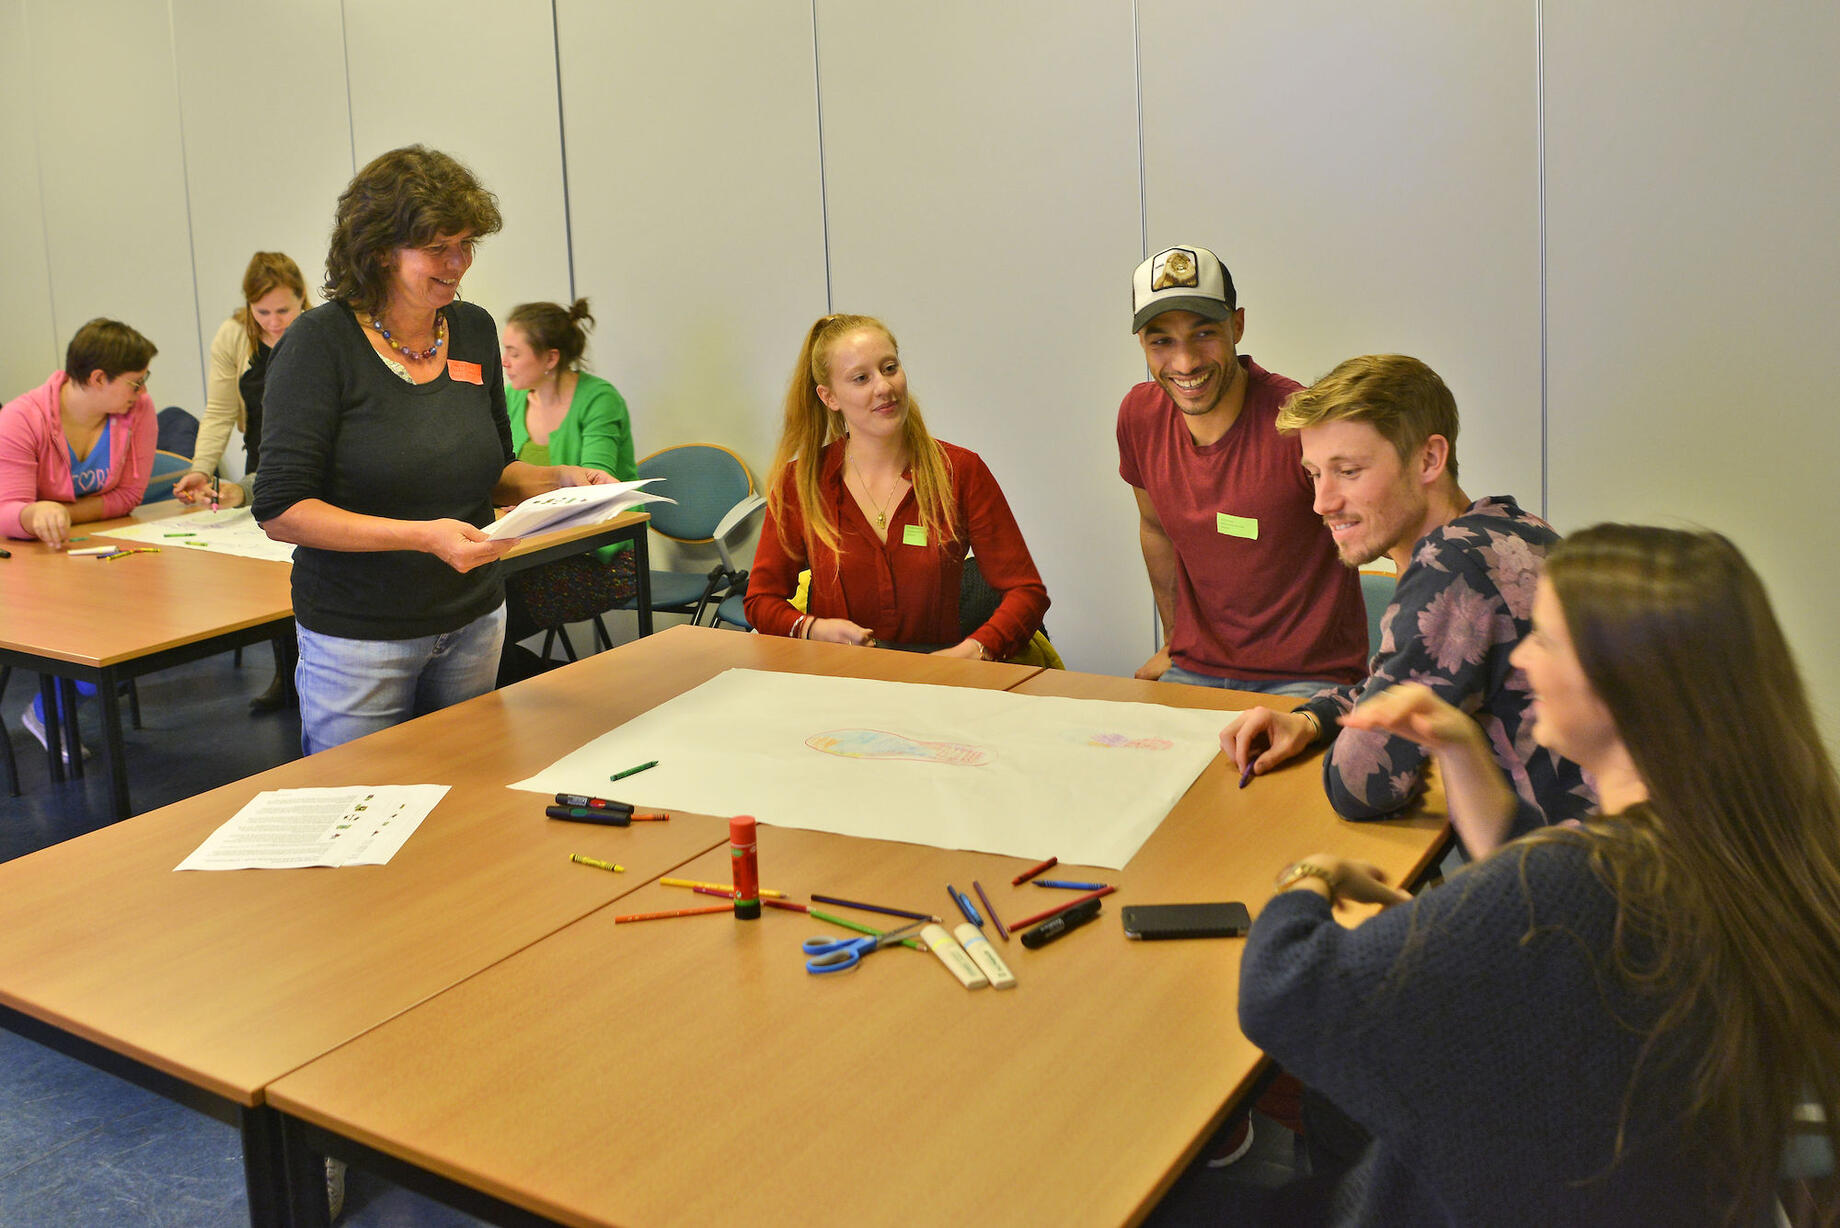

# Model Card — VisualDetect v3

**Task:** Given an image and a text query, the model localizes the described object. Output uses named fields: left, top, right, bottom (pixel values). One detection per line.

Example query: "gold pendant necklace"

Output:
left=849, top=453, right=899, bottom=528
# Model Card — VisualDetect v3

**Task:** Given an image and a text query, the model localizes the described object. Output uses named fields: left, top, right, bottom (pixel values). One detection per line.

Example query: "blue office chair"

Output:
left=140, top=450, right=194, bottom=505
left=710, top=593, right=751, bottom=632
left=615, top=444, right=766, bottom=629
left=1359, top=570, right=1395, bottom=662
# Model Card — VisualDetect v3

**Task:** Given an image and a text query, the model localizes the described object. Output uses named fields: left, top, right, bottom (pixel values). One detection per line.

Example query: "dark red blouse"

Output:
left=744, top=438, right=1049, bottom=660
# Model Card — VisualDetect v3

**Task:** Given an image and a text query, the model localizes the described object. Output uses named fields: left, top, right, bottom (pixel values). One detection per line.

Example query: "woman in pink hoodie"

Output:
left=0, top=318, right=158, bottom=758
left=0, top=318, right=158, bottom=547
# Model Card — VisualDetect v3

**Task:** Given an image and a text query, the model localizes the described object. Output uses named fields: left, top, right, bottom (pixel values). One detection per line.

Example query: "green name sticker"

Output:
left=1216, top=512, right=1259, bottom=539
left=903, top=524, right=928, bottom=547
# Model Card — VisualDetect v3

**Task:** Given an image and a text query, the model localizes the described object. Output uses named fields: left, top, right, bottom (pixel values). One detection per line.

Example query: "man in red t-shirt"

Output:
left=1116, top=245, right=1366, bottom=695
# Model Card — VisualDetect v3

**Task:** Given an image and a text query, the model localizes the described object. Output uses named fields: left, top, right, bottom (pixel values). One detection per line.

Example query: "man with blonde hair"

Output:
left=1221, top=354, right=1591, bottom=854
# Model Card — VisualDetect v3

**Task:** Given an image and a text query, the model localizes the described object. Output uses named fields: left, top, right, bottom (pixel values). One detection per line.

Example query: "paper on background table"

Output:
left=510, top=670, right=1235, bottom=869
left=175, top=785, right=449, bottom=871
left=483, top=478, right=674, bottom=541
left=96, top=507, right=296, bottom=563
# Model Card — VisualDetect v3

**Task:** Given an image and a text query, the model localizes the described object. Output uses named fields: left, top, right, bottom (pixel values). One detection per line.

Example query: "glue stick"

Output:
left=729, top=815, right=761, bottom=920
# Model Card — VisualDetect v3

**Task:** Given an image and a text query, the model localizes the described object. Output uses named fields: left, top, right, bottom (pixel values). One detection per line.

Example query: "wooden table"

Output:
left=263, top=663, right=1449, bottom=1227
left=0, top=626, right=1036, bottom=1225
left=0, top=505, right=650, bottom=818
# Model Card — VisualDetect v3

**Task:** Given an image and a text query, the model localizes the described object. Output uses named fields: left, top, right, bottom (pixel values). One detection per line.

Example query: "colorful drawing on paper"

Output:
left=805, top=729, right=992, bottom=766
left=1065, top=732, right=1176, bottom=750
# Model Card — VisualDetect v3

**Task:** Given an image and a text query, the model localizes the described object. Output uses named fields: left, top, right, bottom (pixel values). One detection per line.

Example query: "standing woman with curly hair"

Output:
left=254, top=146, right=612, bottom=754
left=1225, top=524, right=1840, bottom=1226
left=744, top=313, right=1048, bottom=660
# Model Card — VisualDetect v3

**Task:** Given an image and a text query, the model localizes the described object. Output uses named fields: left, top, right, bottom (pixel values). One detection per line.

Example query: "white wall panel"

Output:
left=553, top=0, right=830, bottom=478
left=0, top=0, right=59, bottom=395
left=816, top=0, right=1147, bottom=675
left=343, top=0, right=570, bottom=336
left=26, top=0, right=204, bottom=415
left=1140, top=0, right=1543, bottom=509
left=1544, top=1, right=1840, bottom=746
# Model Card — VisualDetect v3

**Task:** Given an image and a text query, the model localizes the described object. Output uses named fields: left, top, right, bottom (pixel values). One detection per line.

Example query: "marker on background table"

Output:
left=1012, top=856, right=1058, bottom=886
left=1020, top=897, right=1103, bottom=949
left=555, top=793, right=631, bottom=812
left=955, top=923, right=1016, bottom=989
left=569, top=853, right=624, bottom=874
left=920, top=923, right=987, bottom=989
left=610, top=759, right=658, bottom=781
left=547, top=805, right=630, bottom=827
left=1033, top=879, right=1108, bottom=892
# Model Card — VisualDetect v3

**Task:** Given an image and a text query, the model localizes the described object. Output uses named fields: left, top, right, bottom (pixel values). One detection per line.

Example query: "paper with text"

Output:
left=175, top=785, right=449, bottom=871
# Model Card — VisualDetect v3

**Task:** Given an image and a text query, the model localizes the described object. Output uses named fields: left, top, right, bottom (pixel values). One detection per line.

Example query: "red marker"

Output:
left=1012, top=856, right=1058, bottom=886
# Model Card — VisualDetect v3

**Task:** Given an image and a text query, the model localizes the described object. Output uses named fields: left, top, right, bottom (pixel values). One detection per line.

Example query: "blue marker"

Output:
left=948, top=884, right=983, bottom=927
left=1034, top=879, right=1108, bottom=891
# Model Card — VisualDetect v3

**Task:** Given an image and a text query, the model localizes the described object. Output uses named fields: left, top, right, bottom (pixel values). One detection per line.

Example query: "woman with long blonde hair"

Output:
left=1230, top=524, right=1839, bottom=1225
left=745, top=313, right=1048, bottom=660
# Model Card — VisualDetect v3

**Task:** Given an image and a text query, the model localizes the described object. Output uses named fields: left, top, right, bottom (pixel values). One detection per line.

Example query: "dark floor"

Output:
left=0, top=649, right=489, bottom=1226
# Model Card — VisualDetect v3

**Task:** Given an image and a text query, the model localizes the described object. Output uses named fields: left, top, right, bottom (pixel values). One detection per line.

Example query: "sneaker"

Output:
left=20, top=703, right=90, bottom=764
left=1206, top=1115, right=1255, bottom=1168
left=325, top=1157, right=346, bottom=1221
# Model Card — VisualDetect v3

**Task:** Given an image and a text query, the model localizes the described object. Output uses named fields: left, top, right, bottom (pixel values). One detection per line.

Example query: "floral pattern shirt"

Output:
left=1298, top=496, right=1595, bottom=836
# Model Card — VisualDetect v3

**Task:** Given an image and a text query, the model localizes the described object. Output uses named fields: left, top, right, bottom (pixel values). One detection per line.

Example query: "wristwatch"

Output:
left=1274, top=860, right=1336, bottom=898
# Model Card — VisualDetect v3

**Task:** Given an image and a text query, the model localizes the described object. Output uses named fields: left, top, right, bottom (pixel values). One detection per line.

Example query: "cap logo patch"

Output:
left=1151, top=249, right=1199, bottom=291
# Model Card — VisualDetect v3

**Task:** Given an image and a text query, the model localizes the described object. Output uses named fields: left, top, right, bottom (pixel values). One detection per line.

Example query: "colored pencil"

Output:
left=612, top=904, right=732, bottom=924
left=1034, top=879, right=1109, bottom=891
left=972, top=880, right=1009, bottom=942
left=810, top=892, right=939, bottom=924
left=1006, top=885, right=1117, bottom=932
left=1012, top=856, right=1058, bottom=885
left=660, top=877, right=787, bottom=899
left=692, top=885, right=737, bottom=900
left=763, top=897, right=810, bottom=913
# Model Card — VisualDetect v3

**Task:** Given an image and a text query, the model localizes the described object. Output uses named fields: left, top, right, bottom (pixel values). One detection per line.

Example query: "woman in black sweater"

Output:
left=1237, top=524, right=1840, bottom=1225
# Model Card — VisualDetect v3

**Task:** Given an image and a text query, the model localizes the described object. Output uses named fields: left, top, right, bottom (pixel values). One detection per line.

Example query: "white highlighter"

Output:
left=921, top=923, right=988, bottom=989
left=954, top=923, right=1016, bottom=990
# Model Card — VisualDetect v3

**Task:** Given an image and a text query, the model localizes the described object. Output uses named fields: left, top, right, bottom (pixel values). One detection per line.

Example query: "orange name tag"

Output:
left=447, top=359, right=483, bottom=384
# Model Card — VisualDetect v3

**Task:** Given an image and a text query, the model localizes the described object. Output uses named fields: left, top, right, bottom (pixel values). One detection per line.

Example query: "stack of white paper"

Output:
left=485, top=478, right=674, bottom=540
left=174, top=785, right=449, bottom=871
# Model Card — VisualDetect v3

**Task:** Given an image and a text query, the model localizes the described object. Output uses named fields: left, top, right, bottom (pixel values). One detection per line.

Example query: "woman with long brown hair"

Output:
left=1233, top=524, right=1839, bottom=1225
left=744, top=313, right=1048, bottom=660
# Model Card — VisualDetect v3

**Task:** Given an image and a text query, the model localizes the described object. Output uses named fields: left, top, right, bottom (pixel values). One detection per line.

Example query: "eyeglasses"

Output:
left=126, top=375, right=148, bottom=391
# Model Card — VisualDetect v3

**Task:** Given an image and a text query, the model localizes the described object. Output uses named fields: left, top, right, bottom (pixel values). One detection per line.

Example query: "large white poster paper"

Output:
left=511, top=669, right=1235, bottom=869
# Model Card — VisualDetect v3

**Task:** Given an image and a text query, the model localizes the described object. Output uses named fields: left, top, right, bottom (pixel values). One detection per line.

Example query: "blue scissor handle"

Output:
left=803, top=934, right=875, bottom=974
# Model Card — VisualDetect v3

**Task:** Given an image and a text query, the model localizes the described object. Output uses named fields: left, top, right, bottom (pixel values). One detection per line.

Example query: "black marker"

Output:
left=1020, top=897, right=1102, bottom=949
left=546, top=805, right=630, bottom=827
left=555, top=793, right=632, bottom=813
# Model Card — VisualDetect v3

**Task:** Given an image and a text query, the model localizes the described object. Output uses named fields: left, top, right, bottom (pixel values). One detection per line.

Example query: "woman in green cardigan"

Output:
left=499, top=298, right=638, bottom=680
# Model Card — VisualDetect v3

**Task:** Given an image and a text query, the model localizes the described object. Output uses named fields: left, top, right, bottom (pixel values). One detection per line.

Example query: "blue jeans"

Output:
left=1158, top=664, right=1330, bottom=700
left=295, top=605, right=507, bottom=755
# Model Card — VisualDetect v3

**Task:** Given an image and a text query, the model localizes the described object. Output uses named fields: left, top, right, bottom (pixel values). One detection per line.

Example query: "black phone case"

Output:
left=1121, top=902, right=1251, bottom=940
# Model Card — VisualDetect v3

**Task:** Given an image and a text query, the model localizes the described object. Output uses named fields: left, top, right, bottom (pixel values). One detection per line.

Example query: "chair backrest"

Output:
left=634, top=444, right=755, bottom=543
left=141, top=450, right=193, bottom=505
left=155, top=406, right=199, bottom=458
left=1359, top=570, right=1395, bottom=662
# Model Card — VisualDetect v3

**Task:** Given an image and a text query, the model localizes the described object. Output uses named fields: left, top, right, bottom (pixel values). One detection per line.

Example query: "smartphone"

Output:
left=1121, top=902, right=1252, bottom=940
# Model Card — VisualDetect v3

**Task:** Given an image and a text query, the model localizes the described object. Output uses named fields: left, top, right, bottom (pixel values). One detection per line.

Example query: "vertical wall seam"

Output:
left=1536, top=0, right=1550, bottom=519
left=551, top=0, right=576, bottom=302
left=338, top=0, right=356, bottom=174
left=1132, top=0, right=1159, bottom=651
left=21, top=1, right=59, bottom=348
left=811, top=0, right=833, bottom=312
left=165, top=0, right=208, bottom=412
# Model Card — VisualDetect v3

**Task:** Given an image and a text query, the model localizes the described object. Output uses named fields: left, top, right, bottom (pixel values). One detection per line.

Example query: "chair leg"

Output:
left=540, top=628, right=559, bottom=664
left=592, top=615, right=613, bottom=652
left=0, top=666, right=18, bottom=797
left=234, top=645, right=243, bottom=667
left=125, top=679, right=142, bottom=730
left=557, top=626, right=578, bottom=663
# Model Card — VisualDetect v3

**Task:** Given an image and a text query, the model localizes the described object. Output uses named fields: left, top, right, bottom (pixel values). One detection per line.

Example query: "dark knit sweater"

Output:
left=1239, top=833, right=1732, bottom=1225
left=254, top=300, right=513, bottom=639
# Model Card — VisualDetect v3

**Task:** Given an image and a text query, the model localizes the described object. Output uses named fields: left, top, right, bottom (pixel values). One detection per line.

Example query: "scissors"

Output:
left=802, top=921, right=926, bottom=974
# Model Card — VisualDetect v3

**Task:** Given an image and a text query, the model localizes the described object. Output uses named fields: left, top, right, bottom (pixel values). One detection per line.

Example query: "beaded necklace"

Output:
left=368, top=311, right=448, bottom=361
